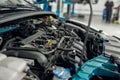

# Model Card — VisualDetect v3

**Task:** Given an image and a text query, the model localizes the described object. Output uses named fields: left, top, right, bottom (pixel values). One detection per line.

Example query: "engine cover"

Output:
left=0, top=54, right=28, bottom=80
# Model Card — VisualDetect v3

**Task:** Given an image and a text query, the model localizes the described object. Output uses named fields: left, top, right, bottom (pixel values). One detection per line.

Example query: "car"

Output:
left=0, top=0, right=120, bottom=80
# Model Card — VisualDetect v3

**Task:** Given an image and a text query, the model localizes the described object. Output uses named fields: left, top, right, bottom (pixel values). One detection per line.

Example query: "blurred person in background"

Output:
left=105, top=0, right=114, bottom=23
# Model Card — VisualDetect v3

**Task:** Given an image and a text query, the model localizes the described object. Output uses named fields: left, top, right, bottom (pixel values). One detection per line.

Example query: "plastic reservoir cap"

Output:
left=53, top=67, right=71, bottom=79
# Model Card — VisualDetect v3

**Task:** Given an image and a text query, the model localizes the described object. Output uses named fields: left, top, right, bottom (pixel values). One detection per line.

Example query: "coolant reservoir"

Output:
left=53, top=67, right=71, bottom=80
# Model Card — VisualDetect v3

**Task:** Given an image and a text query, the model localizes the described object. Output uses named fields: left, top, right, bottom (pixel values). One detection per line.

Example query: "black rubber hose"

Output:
left=3, top=50, right=48, bottom=64
left=6, top=46, right=57, bottom=55
left=2, top=37, right=22, bottom=49
left=7, top=47, right=41, bottom=52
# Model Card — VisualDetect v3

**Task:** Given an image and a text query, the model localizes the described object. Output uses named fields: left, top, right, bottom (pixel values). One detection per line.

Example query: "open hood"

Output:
left=0, top=0, right=27, bottom=5
left=0, top=0, right=41, bottom=14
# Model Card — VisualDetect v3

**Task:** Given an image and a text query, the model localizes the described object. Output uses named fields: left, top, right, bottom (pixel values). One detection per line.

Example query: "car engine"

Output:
left=0, top=14, right=119, bottom=80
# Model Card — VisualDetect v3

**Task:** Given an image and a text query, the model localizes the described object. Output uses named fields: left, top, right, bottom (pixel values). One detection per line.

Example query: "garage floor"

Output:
left=73, top=15, right=120, bottom=37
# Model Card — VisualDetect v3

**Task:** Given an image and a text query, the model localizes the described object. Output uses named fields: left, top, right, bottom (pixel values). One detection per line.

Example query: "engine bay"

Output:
left=0, top=14, right=119, bottom=80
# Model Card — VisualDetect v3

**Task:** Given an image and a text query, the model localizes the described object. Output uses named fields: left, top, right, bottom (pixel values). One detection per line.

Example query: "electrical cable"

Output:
left=82, top=0, right=93, bottom=60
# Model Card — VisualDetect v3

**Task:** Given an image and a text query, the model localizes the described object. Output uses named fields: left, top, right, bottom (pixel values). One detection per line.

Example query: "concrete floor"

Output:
left=72, top=15, right=120, bottom=37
